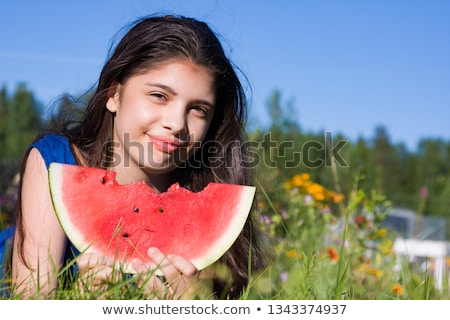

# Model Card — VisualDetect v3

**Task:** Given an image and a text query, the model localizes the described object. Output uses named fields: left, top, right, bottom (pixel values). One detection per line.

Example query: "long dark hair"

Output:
left=15, top=15, right=268, bottom=299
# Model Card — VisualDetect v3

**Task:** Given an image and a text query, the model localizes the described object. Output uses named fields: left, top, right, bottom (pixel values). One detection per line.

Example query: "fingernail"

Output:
left=167, top=254, right=175, bottom=260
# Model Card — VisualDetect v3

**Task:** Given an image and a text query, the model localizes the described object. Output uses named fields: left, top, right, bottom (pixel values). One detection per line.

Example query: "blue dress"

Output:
left=0, top=134, right=78, bottom=289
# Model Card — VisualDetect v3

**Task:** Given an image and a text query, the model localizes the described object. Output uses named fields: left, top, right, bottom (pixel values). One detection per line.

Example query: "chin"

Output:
left=142, top=160, right=179, bottom=174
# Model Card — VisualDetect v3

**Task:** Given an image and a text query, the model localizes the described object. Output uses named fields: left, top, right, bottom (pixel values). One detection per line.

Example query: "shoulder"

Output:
left=29, top=134, right=76, bottom=168
left=31, top=134, right=70, bottom=149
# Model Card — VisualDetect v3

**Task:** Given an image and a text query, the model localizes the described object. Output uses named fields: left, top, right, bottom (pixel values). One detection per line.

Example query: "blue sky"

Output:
left=1, top=0, right=449, bottom=151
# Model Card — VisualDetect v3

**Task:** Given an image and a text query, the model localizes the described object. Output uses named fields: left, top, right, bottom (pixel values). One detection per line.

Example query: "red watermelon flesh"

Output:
left=48, top=163, right=256, bottom=274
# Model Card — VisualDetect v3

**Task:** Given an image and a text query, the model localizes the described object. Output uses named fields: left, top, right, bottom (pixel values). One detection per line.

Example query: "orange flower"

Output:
left=327, top=247, right=339, bottom=262
left=391, top=283, right=404, bottom=296
left=307, top=183, right=326, bottom=201
left=329, top=191, right=345, bottom=203
left=291, top=173, right=310, bottom=188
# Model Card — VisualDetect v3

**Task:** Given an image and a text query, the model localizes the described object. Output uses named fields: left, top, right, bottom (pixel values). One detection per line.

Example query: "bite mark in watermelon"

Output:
left=48, top=163, right=256, bottom=274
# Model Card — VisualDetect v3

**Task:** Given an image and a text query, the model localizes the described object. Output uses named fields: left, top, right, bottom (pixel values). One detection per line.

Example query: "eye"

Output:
left=150, top=92, right=167, bottom=101
left=191, top=105, right=210, bottom=117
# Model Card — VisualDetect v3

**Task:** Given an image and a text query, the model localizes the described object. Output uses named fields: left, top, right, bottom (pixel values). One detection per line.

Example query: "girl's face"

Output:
left=106, top=59, right=216, bottom=184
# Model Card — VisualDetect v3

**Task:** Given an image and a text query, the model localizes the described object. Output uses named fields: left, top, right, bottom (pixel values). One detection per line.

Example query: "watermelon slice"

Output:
left=48, top=163, right=255, bottom=274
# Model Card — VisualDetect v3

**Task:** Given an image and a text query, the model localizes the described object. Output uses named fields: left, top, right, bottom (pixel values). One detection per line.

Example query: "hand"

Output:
left=131, top=247, right=200, bottom=299
left=76, top=252, right=120, bottom=293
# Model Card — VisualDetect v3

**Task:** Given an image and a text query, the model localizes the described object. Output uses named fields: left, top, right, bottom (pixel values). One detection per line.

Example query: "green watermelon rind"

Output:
left=188, top=184, right=255, bottom=269
left=48, top=163, right=256, bottom=274
left=48, top=164, right=99, bottom=261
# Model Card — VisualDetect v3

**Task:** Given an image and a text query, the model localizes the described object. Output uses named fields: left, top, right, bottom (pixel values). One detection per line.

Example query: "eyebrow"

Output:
left=145, top=82, right=215, bottom=109
left=146, top=83, right=176, bottom=95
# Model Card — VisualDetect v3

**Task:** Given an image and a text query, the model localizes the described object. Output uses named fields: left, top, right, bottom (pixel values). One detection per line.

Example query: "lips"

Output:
left=148, top=135, right=184, bottom=152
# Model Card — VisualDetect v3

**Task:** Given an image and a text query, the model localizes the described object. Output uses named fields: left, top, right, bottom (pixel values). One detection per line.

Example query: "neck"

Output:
left=113, top=166, right=177, bottom=193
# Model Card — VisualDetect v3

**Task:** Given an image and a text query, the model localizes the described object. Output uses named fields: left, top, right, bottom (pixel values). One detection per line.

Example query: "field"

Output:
left=243, top=172, right=450, bottom=299
left=2, top=169, right=449, bottom=300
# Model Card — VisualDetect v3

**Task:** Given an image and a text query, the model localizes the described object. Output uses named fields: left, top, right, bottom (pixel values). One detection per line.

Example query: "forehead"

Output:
left=137, top=58, right=214, bottom=79
left=124, top=60, right=216, bottom=101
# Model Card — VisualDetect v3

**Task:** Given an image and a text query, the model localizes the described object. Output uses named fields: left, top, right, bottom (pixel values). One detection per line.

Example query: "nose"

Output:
left=161, top=102, right=187, bottom=135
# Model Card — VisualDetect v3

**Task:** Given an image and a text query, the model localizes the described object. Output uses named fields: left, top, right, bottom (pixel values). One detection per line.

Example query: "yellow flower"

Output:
left=307, top=183, right=326, bottom=201
left=391, top=283, right=404, bottom=296
left=286, top=249, right=301, bottom=259
left=366, top=267, right=383, bottom=278
left=284, top=180, right=293, bottom=191
left=291, top=173, right=310, bottom=188
left=286, top=173, right=345, bottom=205
left=376, top=228, right=388, bottom=238
left=256, top=200, right=266, bottom=209
left=376, top=240, right=394, bottom=256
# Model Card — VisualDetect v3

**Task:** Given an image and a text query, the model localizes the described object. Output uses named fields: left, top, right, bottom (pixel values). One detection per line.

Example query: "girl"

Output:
left=10, top=15, right=268, bottom=299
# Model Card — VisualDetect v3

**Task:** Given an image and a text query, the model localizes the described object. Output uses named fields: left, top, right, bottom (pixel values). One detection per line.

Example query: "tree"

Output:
left=416, top=138, right=450, bottom=217
left=0, top=83, right=43, bottom=192
left=370, top=126, right=404, bottom=197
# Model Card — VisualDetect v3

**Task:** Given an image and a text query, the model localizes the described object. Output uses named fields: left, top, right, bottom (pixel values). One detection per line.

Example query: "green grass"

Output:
left=1, top=173, right=449, bottom=300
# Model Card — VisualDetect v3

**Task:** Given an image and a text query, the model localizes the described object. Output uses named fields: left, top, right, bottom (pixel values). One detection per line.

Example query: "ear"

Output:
left=106, top=82, right=120, bottom=113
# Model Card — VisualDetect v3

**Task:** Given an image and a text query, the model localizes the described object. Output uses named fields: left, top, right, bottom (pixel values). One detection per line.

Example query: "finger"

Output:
left=86, top=265, right=114, bottom=285
left=77, top=264, right=118, bottom=293
left=147, top=247, right=172, bottom=270
left=131, top=258, right=168, bottom=291
left=167, top=254, right=198, bottom=277
left=147, top=247, right=182, bottom=279
left=145, top=247, right=203, bottom=299
left=77, top=252, right=113, bottom=270
left=130, top=262, right=173, bottom=298
left=147, top=248, right=198, bottom=280
left=131, top=257, right=159, bottom=275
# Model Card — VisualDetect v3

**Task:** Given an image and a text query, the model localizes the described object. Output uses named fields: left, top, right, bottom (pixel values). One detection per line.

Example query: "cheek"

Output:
left=119, top=101, right=156, bottom=126
left=191, top=121, right=212, bottom=143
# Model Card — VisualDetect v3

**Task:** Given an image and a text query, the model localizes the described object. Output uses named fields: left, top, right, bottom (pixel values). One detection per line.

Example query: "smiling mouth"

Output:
left=149, top=136, right=184, bottom=153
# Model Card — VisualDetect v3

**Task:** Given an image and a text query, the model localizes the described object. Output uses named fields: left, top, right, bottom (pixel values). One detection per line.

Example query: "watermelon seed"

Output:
left=101, top=177, right=106, bottom=184
left=133, top=207, right=139, bottom=213
left=122, top=232, right=129, bottom=238
left=158, top=207, right=164, bottom=213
